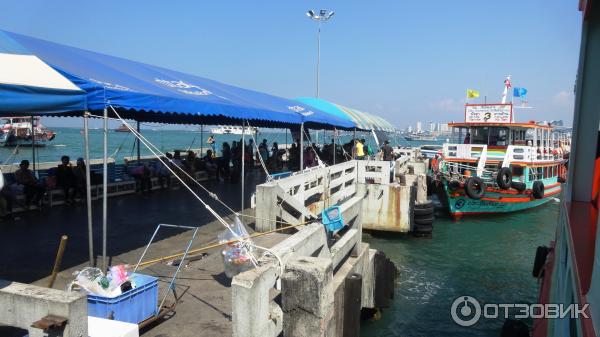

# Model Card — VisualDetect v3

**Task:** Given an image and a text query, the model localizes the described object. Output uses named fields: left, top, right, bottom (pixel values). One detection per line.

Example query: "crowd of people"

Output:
left=0, top=135, right=397, bottom=218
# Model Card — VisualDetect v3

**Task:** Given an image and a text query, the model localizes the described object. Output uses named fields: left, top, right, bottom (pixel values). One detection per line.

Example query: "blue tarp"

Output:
left=0, top=31, right=86, bottom=114
left=4, top=31, right=355, bottom=129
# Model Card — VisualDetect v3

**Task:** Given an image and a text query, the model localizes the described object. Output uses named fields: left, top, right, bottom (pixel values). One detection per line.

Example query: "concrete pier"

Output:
left=0, top=153, right=429, bottom=337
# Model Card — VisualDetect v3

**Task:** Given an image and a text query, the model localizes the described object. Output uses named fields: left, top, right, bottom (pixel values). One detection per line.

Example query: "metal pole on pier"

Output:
left=83, top=112, right=94, bottom=266
left=241, top=121, right=245, bottom=219
left=136, top=121, right=141, bottom=164
left=200, top=125, right=203, bottom=157
left=300, top=123, right=304, bottom=171
left=353, top=128, right=356, bottom=159
left=31, top=116, right=36, bottom=173
left=102, top=106, right=108, bottom=271
left=333, top=128, right=336, bottom=165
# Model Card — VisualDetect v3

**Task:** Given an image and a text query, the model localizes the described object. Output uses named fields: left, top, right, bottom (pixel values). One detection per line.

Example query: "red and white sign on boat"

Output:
left=464, top=103, right=513, bottom=123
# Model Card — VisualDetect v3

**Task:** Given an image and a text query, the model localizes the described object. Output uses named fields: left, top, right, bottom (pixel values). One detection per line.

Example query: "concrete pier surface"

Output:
left=0, top=155, right=428, bottom=336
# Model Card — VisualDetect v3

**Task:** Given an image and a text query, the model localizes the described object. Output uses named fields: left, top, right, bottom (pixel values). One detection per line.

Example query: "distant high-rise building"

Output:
left=440, top=123, right=449, bottom=132
left=408, top=125, right=413, bottom=133
left=429, top=122, right=435, bottom=132
left=416, top=121, right=422, bottom=132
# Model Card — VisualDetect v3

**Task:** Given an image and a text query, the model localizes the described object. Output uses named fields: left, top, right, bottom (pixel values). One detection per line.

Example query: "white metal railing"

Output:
left=255, top=160, right=392, bottom=231
left=476, top=146, right=488, bottom=177
left=444, top=143, right=560, bottom=163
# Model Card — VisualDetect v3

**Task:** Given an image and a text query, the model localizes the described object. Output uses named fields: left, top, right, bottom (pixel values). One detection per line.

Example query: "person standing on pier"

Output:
left=207, top=135, right=216, bottom=154
left=354, top=139, right=365, bottom=160
left=382, top=140, right=394, bottom=161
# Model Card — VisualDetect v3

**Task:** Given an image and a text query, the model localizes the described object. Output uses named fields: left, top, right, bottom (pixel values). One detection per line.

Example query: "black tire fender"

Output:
left=496, top=167, right=512, bottom=190
left=532, top=181, right=545, bottom=199
left=464, top=177, right=485, bottom=200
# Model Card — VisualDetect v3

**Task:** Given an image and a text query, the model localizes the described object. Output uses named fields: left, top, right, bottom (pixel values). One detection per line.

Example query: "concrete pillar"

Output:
left=282, top=257, right=335, bottom=337
left=232, top=264, right=281, bottom=337
left=416, top=173, right=428, bottom=204
left=0, top=280, right=87, bottom=337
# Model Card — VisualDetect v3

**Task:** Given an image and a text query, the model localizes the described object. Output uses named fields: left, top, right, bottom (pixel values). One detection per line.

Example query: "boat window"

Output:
left=512, top=166, right=524, bottom=177
left=470, top=127, right=489, bottom=144
left=488, top=127, right=509, bottom=146
left=451, top=127, right=469, bottom=143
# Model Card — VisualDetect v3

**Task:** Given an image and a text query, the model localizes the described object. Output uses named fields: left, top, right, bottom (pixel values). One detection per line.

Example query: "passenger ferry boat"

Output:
left=0, top=116, right=56, bottom=147
left=434, top=102, right=569, bottom=217
left=210, top=125, right=258, bottom=135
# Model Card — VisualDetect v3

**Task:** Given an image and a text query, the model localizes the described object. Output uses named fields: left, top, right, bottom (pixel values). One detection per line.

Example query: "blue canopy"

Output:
left=4, top=31, right=355, bottom=130
left=296, top=97, right=396, bottom=132
left=0, top=31, right=85, bottom=114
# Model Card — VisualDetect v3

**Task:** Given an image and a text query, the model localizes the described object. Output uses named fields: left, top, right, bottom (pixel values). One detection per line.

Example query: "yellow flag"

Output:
left=467, top=89, right=480, bottom=99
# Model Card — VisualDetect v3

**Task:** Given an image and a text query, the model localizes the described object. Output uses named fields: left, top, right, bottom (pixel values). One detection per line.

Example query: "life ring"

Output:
left=510, top=181, right=526, bottom=192
left=496, top=167, right=512, bottom=190
left=447, top=180, right=461, bottom=192
left=465, top=177, right=485, bottom=199
left=532, top=181, right=545, bottom=199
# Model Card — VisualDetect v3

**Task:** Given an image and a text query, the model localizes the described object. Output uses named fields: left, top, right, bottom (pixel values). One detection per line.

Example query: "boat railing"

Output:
left=444, top=143, right=561, bottom=163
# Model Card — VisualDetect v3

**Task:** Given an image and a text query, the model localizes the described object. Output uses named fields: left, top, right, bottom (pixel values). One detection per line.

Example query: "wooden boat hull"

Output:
left=443, top=182, right=561, bottom=217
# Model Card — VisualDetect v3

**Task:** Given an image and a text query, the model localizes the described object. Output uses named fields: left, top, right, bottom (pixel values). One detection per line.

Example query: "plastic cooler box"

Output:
left=87, top=273, right=158, bottom=324
left=322, top=206, right=344, bottom=232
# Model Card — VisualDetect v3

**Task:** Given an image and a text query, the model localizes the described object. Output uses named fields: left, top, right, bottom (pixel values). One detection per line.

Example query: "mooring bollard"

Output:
left=343, top=273, right=362, bottom=337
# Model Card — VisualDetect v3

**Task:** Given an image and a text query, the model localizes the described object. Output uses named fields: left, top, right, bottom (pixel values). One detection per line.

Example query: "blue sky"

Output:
left=0, top=0, right=582, bottom=128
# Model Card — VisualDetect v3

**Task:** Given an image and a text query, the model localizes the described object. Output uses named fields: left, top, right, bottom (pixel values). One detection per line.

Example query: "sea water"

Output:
left=361, top=202, right=558, bottom=337
left=2, top=127, right=544, bottom=336
left=0, top=127, right=415, bottom=165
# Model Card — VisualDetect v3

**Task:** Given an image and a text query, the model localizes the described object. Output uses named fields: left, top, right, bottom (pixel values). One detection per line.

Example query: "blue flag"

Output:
left=513, top=87, right=527, bottom=98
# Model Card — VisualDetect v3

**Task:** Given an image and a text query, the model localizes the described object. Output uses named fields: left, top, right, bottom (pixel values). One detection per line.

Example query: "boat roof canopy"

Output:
left=2, top=30, right=356, bottom=130
left=448, top=122, right=554, bottom=130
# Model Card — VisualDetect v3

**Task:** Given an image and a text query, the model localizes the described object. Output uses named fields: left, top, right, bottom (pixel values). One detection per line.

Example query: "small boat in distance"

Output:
left=0, top=117, right=56, bottom=147
left=115, top=123, right=131, bottom=132
left=210, top=125, right=259, bottom=135
left=404, top=132, right=438, bottom=142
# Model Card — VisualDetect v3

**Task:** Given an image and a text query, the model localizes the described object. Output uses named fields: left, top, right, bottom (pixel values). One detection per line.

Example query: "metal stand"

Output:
left=133, top=224, right=200, bottom=316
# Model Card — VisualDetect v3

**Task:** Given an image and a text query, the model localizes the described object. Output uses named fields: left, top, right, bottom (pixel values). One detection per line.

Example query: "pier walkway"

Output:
left=0, top=171, right=265, bottom=283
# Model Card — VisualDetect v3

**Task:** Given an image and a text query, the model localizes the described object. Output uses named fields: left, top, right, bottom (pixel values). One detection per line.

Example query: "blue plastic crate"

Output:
left=322, top=206, right=344, bottom=233
left=87, top=273, right=158, bottom=324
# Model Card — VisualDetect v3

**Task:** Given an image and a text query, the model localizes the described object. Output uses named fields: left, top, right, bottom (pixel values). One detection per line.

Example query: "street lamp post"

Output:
left=306, top=9, right=334, bottom=99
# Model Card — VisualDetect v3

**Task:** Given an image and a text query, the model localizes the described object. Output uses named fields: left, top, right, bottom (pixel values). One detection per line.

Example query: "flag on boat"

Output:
left=466, top=89, right=480, bottom=99
left=513, top=87, right=527, bottom=98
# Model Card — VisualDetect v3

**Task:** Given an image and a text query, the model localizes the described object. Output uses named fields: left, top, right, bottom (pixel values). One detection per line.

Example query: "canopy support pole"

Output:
left=102, top=106, right=108, bottom=271
left=300, top=123, right=304, bottom=171
left=353, top=128, right=356, bottom=159
left=83, top=112, right=94, bottom=266
left=241, top=121, right=245, bottom=219
left=136, top=121, right=141, bottom=164
left=333, top=128, right=336, bottom=165
left=31, top=116, right=36, bottom=173
left=200, top=125, right=203, bottom=156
